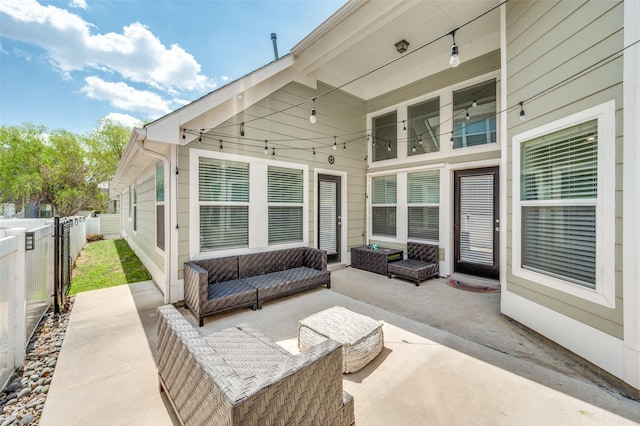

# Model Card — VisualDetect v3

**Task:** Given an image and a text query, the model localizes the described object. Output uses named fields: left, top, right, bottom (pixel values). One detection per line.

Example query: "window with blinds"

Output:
left=268, top=166, right=303, bottom=245
left=407, top=170, right=439, bottom=241
left=371, top=175, right=397, bottom=237
left=199, top=157, right=249, bottom=251
left=520, top=119, right=598, bottom=288
left=156, top=161, right=165, bottom=250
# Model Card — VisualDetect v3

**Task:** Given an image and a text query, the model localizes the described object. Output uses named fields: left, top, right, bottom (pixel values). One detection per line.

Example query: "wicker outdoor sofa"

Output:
left=184, top=247, right=331, bottom=326
left=157, top=304, right=355, bottom=425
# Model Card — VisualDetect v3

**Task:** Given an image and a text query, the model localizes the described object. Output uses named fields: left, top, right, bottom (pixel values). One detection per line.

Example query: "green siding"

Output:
left=506, top=0, right=623, bottom=338
left=176, top=81, right=367, bottom=278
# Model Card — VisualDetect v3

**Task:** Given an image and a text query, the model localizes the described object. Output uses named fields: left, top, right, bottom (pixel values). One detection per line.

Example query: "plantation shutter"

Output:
left=520, top=119, right=598, bottom=288
left=371, top=175, right=396, bottom=237
left=268, top=166, right=303, bottom=244
left=199, top=158, right=249, bottom=250
left=459, top=174, right=494, bottom=265
left=408, top=170, right=439, bottom=241
left=319, top=180, right=337, bottom=254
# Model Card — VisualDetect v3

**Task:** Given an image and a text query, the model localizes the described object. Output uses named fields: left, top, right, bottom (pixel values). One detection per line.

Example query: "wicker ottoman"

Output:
left=298, top=306, right=384, bottom=373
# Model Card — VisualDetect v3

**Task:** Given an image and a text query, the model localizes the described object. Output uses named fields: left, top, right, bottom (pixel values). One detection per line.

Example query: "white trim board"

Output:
left=502, top=290, right=626, bottom=386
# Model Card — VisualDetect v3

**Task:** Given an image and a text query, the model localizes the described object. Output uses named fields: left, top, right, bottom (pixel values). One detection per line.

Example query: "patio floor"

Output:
left=40, top=267, right=640, bottom=425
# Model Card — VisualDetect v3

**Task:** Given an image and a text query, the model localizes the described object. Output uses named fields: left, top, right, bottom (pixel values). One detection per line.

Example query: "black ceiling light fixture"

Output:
left=395, top=39, right=409, bottom=54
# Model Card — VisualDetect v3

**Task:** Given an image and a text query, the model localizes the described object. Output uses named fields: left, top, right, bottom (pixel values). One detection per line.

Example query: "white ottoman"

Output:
left=298, top=306, right=384, bottom=373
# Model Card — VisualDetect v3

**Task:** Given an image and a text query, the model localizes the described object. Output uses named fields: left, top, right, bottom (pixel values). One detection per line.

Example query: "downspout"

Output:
left=133, top=130, right=172, bottom=304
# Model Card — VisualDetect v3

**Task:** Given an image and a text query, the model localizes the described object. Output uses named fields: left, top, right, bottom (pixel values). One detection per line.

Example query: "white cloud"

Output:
left=102, top=113, right=142, bottom=129
left=221, top=76, right=230, bottom=82
left=0, top=0, right=215, bottom=93
left=80, top=76, right=172, bottom=119
left=69, top=0, right=87, bottom=10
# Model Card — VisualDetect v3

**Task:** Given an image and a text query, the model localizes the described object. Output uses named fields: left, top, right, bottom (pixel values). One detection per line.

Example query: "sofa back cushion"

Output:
left=407, top=242, right=439, bottom=264
left=238, top=248, right=304, bottom=278
left=197, top=256, right=238, bottom=284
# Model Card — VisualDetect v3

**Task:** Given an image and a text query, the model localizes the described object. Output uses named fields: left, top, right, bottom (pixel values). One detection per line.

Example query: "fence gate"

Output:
left=54, top=217, right=72, bottom=313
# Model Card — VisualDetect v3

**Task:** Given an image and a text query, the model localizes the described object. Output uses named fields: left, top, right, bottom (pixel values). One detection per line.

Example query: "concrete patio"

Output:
left=40, top=267, right=640, bottom=425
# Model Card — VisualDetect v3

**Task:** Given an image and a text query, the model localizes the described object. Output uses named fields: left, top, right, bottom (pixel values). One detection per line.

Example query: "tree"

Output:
left=0, top=119, right=131, bottom=217
left=0, top=123, right=47, bottom=209
left=84, top=118, right=131, bottom=186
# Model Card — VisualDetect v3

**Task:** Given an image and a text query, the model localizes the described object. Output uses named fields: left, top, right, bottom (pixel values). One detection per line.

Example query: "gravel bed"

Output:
left=0, top=298, right=74, bottom=426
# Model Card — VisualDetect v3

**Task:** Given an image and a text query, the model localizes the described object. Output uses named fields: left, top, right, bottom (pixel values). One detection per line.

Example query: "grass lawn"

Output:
left=70, top=238, right=152, bottom=294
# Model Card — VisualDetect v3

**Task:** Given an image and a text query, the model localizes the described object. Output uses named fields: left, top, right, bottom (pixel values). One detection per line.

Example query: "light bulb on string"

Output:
left=313, top=147, right=316, bottom=157
left=519, top=102, right=526, bottom=121
left=412, top=141, right=416, bottom=153
left=387, top=141, right=391, bottom=152
left=450, top=132, right=455, bottom=146
left=240, top=122, right=245, bottom=137
left=219, top=140, right=223, bottom=151
left=333, top=136, right=337, bottom=151
left=419, top=133, right=423, bottom=145
left=272, top=147, right=275, bottom=157
left=449, top=29, right=460, bottom=67
left=264, top=140, right=268, bottom=155
left=472, top=100, right=477, bottom=108
left=309, top=98, right=317, bottom=124
left=465, top=109, right=470, bottom=120
left=198, top=132, right=202, bottom=144
left=402, top=120, right=407, bottom=133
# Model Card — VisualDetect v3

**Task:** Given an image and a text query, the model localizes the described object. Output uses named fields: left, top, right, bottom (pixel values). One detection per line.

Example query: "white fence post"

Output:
left=6, top=228, right=27, bottom=367
left=0, top=235, right=18, bottom=390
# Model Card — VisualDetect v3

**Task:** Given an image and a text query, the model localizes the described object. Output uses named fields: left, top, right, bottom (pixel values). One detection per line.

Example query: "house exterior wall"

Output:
left=175, top=81, right=367, bottom=279
left=364, top=51, right=502, bottom=273
left=121, top=163, right=165, bottom=287
left=503, top=0, right=626, bottom=383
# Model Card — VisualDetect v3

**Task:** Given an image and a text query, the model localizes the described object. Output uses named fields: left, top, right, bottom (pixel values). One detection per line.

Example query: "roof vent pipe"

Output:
left=271, top=33, right=279, bottom=60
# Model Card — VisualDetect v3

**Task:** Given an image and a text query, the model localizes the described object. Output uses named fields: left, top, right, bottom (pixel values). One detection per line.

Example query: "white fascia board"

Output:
left=110, top=128, right=146, bottom=193
left=144, top=55, right=297, bottom=145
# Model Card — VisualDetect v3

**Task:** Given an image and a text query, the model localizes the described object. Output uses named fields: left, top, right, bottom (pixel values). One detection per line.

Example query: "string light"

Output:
left=343, top=142, right=346, bottom=150
left=240, top=122, right=245, bottom=137
left=419, top=133, right=423, bottom=144
left=519, top=102, right=526, bottom=121
left=272, top=147, right=275, bottom=157
left=309, top=98, right=317, bottom=124
left=472, top=99, right=477, bottom=108
left=465, top=109, right=470, bottom=120
left=449, top=29, right=460, bottom=68
left=219, top=139, right=223, bottom=150
left=182, top=130, right=185, bottom=140
left=198, top=132, right=202, bottom=144
left=412, top=141, right=416, bottom=153
left=313, top=147, right=316, bottom=156
left=333, top=136, right=337, bottom=150
left=450, top=132, right=455, bottom=146
left=387, top=141, right=391, bottom=152
left=402, top=120, right=407, bottom=133
left=264, top=140, right=268, bottom=154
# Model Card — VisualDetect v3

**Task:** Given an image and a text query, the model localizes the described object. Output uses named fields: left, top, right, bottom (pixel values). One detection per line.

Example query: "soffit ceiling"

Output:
left=294, top=0, right=501, bottom=100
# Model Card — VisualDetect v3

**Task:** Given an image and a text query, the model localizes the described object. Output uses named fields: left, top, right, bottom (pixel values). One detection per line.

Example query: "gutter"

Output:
left=133, top=130, right=173, bottom=305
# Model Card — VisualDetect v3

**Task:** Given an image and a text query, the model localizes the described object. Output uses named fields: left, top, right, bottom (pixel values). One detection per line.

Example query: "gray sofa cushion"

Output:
left=199, top=256, right=239, bottom=284
left=241, top=267, right=330, bottom=300
left=238, top=248, right=305, bottom=278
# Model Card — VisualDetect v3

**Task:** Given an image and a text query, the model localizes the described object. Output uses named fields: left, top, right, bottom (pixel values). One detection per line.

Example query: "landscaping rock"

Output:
left=0, top=297, right=74, bottom=425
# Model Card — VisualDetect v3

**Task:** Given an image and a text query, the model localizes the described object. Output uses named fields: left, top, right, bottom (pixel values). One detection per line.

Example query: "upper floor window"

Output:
left=453, top=79, right=496, bottom=149
left=408, top=97, right=440, bottom=156
left=372, top=111, right=397, bottom=162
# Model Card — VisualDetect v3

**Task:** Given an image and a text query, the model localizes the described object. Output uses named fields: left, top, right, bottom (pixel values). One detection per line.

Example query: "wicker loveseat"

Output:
left=157, top=304, right=355, bottom=426
left=184, top=247, right=331, bottom=326
left=387, top=242, right=439, bottom=286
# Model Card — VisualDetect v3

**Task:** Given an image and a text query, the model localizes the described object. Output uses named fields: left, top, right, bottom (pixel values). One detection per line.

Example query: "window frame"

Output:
left=370, top=174, right=398, bottom=238
left=189, top=149, right=308, bottom=259
left=512, top=100, right=616, bottom=307
left=367, top=72, right=500, bottom=170
left=407, top=170, right=440, bottom=243
left=155, top=161, right=165, bottom=251
left=267, top=165, right=304, bottom=246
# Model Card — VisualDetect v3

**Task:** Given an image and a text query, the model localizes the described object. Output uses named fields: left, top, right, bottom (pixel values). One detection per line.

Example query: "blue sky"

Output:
left=0, top=0, right=344, bottom=134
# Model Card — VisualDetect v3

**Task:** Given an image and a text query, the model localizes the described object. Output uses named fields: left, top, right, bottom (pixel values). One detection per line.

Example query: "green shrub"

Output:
left=86, top=233, right=104, bottom=242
